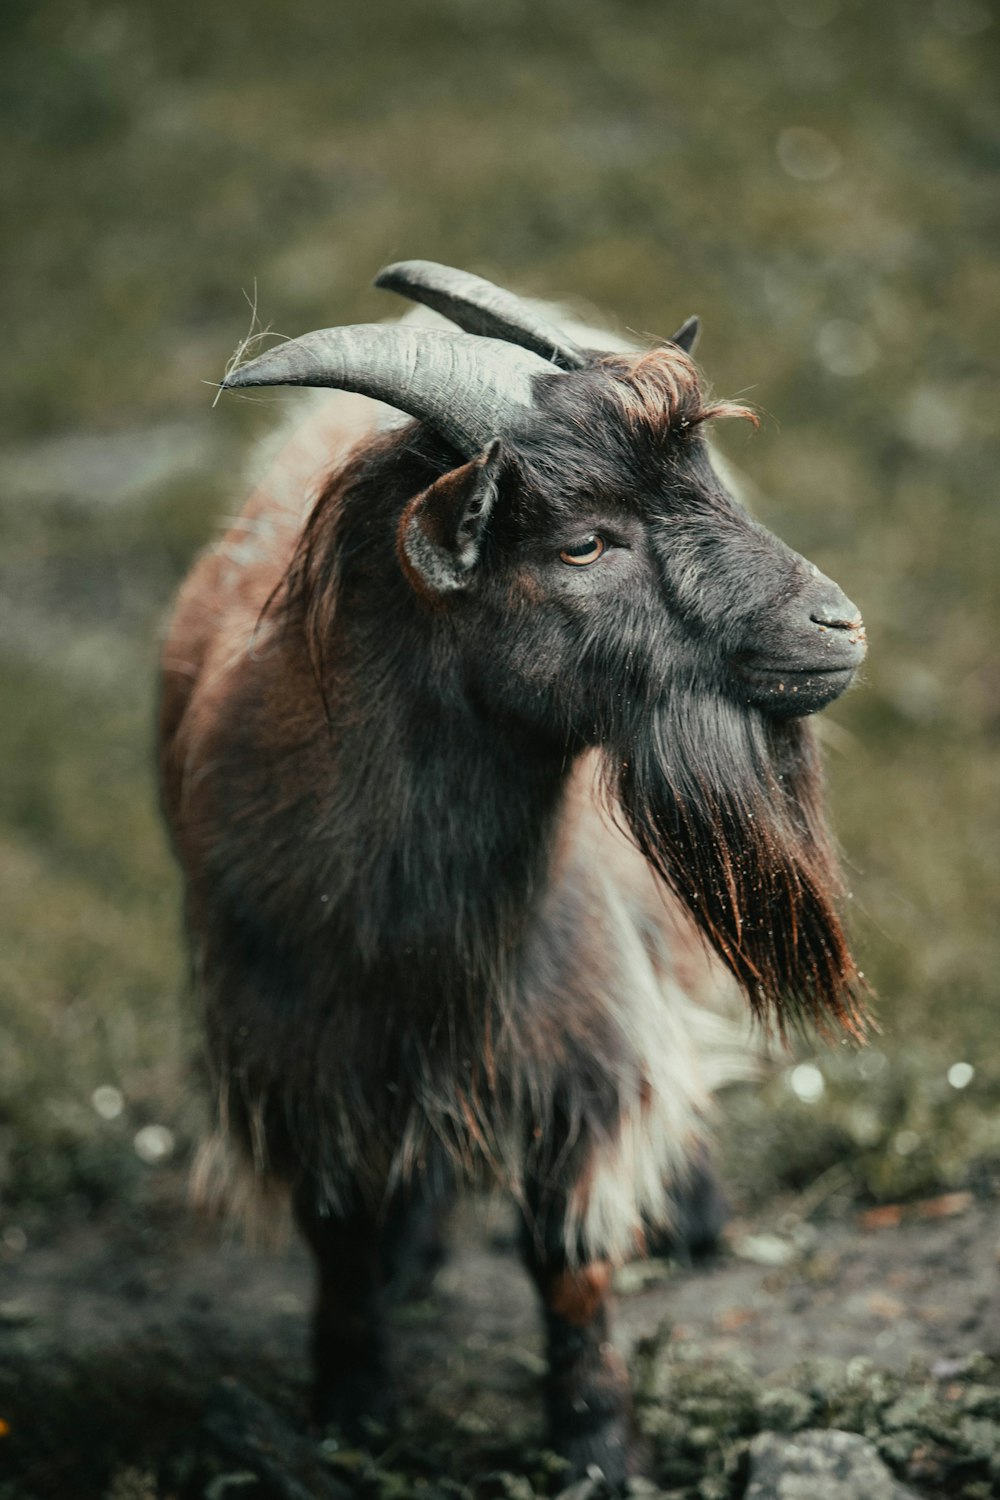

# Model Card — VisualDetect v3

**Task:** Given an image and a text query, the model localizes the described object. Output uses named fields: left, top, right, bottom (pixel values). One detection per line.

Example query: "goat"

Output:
left=159, top=260, right=867, bottom=1484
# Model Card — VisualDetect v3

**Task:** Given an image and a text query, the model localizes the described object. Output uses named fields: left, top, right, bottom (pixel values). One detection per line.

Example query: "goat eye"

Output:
left=559, top=534, right=606, bottom=566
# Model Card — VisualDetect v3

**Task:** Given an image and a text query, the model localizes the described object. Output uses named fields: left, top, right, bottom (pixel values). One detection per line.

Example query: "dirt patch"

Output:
left=1, top=1189, right=998, bottom=1497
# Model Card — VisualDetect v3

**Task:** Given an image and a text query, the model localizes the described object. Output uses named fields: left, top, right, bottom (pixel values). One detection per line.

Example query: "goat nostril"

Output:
left=810, top=609, right=863, bottom=632
left=802, top=576, right=863, bottom=635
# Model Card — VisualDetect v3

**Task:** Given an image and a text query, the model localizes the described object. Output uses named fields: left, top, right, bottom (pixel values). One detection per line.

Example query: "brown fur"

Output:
left=546, top=1262, right=614, bottom=1326
left=597, top=347, right=758, bottom=436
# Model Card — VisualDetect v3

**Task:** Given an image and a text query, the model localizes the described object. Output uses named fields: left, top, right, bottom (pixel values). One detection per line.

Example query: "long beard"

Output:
left=609, top=690, right=868, bottom=1036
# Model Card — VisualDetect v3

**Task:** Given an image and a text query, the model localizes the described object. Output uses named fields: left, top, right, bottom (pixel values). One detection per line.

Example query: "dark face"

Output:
left=390, top=349, right=868, bottom=1032
left=462, top=373, right=866, bottom=747
left=261, top=329, right=869, bottom=1031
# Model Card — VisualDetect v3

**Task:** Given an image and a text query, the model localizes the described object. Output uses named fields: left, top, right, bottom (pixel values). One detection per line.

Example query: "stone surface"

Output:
left=744, top=1429, right=916, bottom=1499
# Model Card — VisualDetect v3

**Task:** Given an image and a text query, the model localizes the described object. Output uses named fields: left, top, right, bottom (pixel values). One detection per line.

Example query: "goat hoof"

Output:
left=313, top=1371, right=397, bottom=1443
left=551, top=1413, right=646, bottom=1491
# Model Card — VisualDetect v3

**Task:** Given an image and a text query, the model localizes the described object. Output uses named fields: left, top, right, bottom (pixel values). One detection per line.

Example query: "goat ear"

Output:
left=398, top=438, right=503, bottom=598
left=668, top=315, right=701, bottom=354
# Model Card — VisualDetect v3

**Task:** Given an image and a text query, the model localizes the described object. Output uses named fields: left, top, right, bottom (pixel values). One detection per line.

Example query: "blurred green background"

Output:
left=1, top=0, right=998, bottom=1226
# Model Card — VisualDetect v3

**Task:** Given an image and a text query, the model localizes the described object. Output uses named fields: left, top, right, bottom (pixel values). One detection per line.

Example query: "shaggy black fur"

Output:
left=163, top=339, right=867, bottom=1484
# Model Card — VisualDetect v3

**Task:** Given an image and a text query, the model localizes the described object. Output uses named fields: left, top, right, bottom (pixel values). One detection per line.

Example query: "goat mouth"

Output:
left=735, top=661, right=859, bottom=716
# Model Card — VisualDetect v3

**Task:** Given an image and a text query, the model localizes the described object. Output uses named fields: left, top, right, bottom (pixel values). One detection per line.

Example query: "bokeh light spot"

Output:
left=789, top=1062, right=825, bottom=1103
left=133, top=1124, right=175, bottom=1164
left=777, top=126, right=842, bottom=181
left=816, top=320, right=879, bottom=377
left=91, top=1085, right=124, bottom=1120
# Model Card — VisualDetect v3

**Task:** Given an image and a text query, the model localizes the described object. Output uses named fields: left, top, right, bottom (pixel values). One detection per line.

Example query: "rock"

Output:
left=0, top=1298, right=37, bottom=1327
left=755, top=1385, right=815, bottom=1433
left=743, top=1429, right=917, bottom=1499
left=731, top=1233, right=795, bottom=1267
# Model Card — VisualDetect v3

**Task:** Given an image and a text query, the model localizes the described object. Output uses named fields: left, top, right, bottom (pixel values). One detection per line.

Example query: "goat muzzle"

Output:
left=734, top=576, right=867, bottom=717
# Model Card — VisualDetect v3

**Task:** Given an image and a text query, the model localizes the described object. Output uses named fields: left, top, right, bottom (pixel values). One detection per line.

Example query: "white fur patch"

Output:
left=562, top=873, right=753, bottom=1263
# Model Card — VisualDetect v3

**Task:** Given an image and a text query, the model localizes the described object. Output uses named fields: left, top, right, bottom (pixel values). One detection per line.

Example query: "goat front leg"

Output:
left=520, top=1199, right=641, bottom=1486
left=293, top=1185, right=395, bottom=1437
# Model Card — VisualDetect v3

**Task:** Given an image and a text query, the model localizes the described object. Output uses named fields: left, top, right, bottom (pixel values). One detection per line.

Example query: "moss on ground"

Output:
left=634, top=1343, right=1000, bottom=1500
left=4, top=1338, right=998, bottom=1498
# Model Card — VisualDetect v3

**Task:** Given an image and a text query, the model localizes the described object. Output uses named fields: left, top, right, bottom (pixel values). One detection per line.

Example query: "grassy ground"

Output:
left=1, top=2, right=999, bottom=1493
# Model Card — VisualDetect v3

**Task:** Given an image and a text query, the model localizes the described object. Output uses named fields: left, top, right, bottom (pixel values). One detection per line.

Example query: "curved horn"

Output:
left=221, top=324, right=553, bottom=457
left=375, top=259, right=589, bottom=372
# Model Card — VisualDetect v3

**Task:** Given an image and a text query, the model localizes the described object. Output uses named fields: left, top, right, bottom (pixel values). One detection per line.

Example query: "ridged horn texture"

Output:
left=375, top=259, right=589, bottom=371
left=221, top=324, right=553, bottom=458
